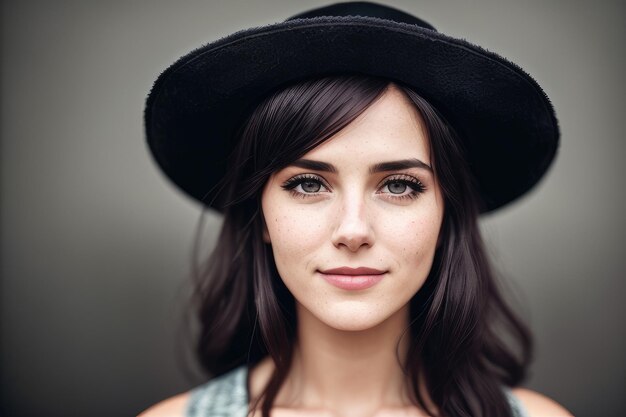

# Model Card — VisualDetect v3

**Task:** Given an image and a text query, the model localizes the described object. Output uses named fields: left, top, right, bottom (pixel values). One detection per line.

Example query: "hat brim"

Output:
left=145, top=16, right=559, bottom=212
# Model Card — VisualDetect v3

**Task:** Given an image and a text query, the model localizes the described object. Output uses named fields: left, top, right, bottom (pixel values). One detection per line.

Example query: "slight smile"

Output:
left=318, top=267, right=387, bottom=291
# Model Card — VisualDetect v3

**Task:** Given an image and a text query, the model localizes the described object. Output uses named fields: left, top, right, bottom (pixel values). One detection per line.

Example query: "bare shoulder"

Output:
left=137, top=392, right=191, bottom=417
left=511, top=388, right=574, bottom=417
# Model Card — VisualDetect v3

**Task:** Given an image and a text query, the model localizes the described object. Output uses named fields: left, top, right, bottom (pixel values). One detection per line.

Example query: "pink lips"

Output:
left=318, top=266, right=387, bottom=290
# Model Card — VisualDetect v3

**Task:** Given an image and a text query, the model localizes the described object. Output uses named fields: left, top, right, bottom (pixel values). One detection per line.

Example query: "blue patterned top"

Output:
left=187, top=365, right=529, bottom=417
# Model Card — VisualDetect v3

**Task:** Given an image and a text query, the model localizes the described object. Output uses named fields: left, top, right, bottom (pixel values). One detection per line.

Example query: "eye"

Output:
left=378, top=175, right=426, bottom=200
left=300, top=180, right=322, bottom=193
left=387, top=182, right=408, bottom=194
left=281, top=174, right=330, bottom=198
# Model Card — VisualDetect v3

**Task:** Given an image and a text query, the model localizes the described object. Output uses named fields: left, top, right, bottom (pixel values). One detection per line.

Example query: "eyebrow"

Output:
left=289, top=158, right=432, bottom=173
left=290, top=159, right=338, bottom=173
left=369, top=158, right=433, bottom=173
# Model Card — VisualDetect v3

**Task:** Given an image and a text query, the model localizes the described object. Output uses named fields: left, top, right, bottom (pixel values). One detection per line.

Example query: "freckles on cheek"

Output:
left=271, top=212, right=324, bottom=256
left=387, top=217, right=439, bottom=256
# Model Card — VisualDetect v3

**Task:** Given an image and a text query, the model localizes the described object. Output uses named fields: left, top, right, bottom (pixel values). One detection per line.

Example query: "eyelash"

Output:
left=379, top=174, right=426, bottom=200
left=281, top=174, right=330, bottom=199
left=280, top=174, right=426, bottom=201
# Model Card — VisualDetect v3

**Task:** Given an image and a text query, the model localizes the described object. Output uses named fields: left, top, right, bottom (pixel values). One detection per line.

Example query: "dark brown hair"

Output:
left=193, top=74, right=532, bottom=417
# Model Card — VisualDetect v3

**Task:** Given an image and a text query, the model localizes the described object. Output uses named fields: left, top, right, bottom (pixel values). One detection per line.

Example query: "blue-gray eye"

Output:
left=301, top=181, right=321, bottom=193
left=387, top=182, right=407, bottom=194
left=281, top=175, right=328, bottom=195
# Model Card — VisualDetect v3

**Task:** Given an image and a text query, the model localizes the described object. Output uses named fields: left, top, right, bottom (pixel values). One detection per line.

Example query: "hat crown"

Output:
left=286, top=1, right=437, bottom=31
left=146, top=1, right=558, bottom=212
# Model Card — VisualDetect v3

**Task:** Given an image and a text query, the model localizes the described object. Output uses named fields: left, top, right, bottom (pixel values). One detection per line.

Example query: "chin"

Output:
left=306, top=301, right=402, bottom=332
left=325, top=318, right=388, bottom=332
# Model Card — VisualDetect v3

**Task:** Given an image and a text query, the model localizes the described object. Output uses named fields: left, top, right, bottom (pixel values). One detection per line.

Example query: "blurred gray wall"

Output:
left=1, top=0, right=624, bottom=416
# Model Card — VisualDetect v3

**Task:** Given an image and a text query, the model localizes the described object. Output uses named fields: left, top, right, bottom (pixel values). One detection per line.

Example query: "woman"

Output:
left=141, top=3, right=572, bottom=417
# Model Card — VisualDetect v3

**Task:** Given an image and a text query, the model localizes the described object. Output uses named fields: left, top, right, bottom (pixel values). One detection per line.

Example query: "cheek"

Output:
left=264, top=204, right=327, bottom=268
left=378, top=207, right=442, bottom=264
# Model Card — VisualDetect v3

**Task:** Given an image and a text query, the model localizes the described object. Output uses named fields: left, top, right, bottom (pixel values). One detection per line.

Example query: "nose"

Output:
left=331, top=192, right=374, bottom=252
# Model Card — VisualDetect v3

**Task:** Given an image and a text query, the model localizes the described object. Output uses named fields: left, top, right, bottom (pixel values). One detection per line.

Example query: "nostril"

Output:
left=332, top=228, right=373, bottom=251
left=330, top=198, right=374, bottom=250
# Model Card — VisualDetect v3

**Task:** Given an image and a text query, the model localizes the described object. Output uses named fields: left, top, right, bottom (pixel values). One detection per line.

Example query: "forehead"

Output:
left=302, top=85, right=431, bottom=164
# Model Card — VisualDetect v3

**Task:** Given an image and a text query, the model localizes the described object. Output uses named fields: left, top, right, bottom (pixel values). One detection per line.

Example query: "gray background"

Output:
left=1, top=0, right=624, bottom=416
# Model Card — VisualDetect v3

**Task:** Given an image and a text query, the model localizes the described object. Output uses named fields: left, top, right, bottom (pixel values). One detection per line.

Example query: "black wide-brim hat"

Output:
left=145, top=1, right=559, bottom=213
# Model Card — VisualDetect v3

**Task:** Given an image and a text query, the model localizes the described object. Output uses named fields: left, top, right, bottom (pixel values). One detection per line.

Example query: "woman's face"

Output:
left=261, top=85, right=445, bottom=331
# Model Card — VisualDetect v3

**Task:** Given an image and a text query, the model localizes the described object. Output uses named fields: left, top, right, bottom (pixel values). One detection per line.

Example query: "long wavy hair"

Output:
left=192, top=74, right=532, bottom=417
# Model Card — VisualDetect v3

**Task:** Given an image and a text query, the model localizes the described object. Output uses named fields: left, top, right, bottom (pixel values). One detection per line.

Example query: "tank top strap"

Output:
left=185, top=366, right=529, bottom=417
left=186, top=365, right=249, bottom=417
left=503, top=387, right=530, bottom=417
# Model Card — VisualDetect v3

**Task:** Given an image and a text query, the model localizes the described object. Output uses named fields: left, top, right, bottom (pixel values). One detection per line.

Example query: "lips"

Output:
left=318, top=266, right=387, bottom=290
left=320, top=266, right=386, bottom=275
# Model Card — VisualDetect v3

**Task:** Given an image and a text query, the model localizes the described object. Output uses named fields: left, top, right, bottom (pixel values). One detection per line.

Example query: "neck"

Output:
left=276, top=302, right=415, bottom=416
